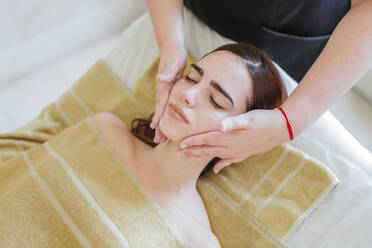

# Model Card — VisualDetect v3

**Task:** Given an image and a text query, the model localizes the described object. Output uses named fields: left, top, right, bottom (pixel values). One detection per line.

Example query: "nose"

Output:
left=181, top=88, right=197, bottom=108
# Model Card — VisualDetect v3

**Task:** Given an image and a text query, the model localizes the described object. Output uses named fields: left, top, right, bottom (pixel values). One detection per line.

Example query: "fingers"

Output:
left=154, top=128, right=160, bottom=143
left=213, top=158, right=235, bottom=174
left=154, top=128, right=168, bottom=143
left=213, top=156, right=246, bottom=174
left=157, top=62, right=179, bottom=83
left=151, top=67, right=182, bottom=129
left=220, top=114, right=252, bottom=131
left=152, top=49, right=187, bottom=129
left=179, top=145, right=226, bottom=158
left=180, top=131, right=224, bottom=148
left=150, top=82, right=173, bottom=129
left=157, top=54, right=186, bottom=84
left=154, top=128, right=163, bottom=143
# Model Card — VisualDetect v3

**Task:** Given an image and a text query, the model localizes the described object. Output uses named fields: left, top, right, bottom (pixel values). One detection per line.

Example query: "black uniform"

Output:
left=184, top=0, right=351, bottom=82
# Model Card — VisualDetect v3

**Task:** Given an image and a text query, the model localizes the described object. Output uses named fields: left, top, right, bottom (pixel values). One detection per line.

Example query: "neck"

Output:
left=137, top=138, right=212, bottom=199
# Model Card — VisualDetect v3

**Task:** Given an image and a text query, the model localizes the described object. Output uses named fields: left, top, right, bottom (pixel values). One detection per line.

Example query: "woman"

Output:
left=146, top=0, right=372, bottom=173
left=92, top=42, right=287, bottom=247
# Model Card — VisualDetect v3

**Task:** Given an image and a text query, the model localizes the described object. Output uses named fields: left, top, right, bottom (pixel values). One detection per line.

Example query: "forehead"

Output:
left=196, top=50, right=252, bottom=112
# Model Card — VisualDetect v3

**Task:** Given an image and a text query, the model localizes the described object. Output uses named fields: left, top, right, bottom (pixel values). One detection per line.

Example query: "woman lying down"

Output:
left=92, top=43, right=287, bottom=247
left=0, top=42, right=287, bottom=248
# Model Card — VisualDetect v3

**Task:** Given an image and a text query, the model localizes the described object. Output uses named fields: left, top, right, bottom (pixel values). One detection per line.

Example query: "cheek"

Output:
left=169, top=80, right=187, bottom=97
left=193, top=110, right=227, bottom=132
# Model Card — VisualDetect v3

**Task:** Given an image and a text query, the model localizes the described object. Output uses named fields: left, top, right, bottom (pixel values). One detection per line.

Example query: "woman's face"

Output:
left=159, top=50, right=252, bottom=141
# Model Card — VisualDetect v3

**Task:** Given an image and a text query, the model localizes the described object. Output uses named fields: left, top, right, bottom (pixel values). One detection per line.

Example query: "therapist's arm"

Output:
left=146, top=0, right=188, bottom=142
left=281, top=0, right=372, bottom=137
left=145, top=0, right=185, bottom=52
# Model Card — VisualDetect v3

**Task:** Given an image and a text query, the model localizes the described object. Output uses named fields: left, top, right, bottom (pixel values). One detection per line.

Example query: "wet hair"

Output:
left=130, top=42, right=288, bottom=175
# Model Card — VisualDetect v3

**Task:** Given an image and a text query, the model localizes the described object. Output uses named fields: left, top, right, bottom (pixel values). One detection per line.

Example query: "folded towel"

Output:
left=0, top=116, right=195, bottom=247
left=0, top=55, right=340, bottom=247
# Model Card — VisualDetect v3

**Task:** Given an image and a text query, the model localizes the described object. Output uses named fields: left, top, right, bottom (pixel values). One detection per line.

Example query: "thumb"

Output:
left=213, top=158, right=234, bottom=174
left=157, top=72, right=173, bottom=82
left=157, top=63, right=179, bottom=82
left=219, top=115, right=251, bottom=131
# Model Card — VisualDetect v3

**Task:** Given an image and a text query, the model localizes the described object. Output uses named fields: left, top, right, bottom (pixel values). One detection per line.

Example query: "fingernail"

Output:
left=158, top=74, right=171, bottom=81
left=221, top=122, right=227, bottom=131
left=180, top=143, right=187, bottom=149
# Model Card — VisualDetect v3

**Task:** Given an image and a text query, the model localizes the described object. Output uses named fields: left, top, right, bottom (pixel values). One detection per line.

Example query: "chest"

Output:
left=162, top=197, right=221, bottom=247
left=94, top=121, right=219, bottom=246
left=115, top=152, right=219, bottom=246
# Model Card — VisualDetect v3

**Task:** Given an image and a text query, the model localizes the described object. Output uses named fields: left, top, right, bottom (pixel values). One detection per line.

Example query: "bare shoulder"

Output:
left=92, top=112, right=131, bottom=138
left=91, top=112, right=135, bottom=156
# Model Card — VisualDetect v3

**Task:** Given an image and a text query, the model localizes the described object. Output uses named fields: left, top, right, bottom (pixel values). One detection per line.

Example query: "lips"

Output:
left=169, top=103, right=189, bottom=124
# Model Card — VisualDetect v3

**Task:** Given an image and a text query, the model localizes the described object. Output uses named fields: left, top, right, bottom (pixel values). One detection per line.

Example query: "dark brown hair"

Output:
left=130, top=42, right=288, bottom=175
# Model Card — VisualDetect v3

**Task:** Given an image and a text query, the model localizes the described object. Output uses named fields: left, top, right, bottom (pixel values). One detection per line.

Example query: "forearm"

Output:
left=146, top=0, right=185, bottom=53
left=281, top=0, right=372, bottom=137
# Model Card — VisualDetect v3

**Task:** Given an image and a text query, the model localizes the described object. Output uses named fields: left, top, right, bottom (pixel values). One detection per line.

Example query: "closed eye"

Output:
left=185, top=75, right=224, bottom=109
left=185, top=75, right=197, bottom=83
left=210, top=95, right=223, bottom=109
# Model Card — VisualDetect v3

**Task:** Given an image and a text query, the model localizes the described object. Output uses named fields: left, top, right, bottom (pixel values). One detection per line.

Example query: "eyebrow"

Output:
left=190, top=63, right=235, bottom=106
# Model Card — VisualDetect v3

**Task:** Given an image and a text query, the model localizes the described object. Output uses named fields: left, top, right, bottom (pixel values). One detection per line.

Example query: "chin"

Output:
left=158, top=114, right=185, bottom=141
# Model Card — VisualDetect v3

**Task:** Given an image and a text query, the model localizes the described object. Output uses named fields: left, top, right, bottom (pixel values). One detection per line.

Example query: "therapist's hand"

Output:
left=150, top=45, right=188, bottom=143
left=178, top=108, right=291, bottom=173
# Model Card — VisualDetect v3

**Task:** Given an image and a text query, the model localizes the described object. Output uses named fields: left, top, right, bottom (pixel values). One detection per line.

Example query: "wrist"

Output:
left=277, top=106, right=294, bottom=141
left=159, top=40, right=185, bottom=55
left=280, top=96, right=311, bottom=138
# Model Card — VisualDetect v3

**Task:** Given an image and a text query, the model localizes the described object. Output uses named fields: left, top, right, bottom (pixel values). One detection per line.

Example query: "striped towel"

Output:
left=0, top=55, right=339, bottom=247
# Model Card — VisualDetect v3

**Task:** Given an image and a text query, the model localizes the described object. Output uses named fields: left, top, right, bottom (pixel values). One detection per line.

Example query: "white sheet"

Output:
left=104, top=9, right=372, bottom=247
left=0, top=0, right=147, bottom=133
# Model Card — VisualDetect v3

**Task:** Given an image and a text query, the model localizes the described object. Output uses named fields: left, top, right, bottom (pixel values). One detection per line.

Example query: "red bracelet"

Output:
left=278, top=106, right=294, bottom=141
